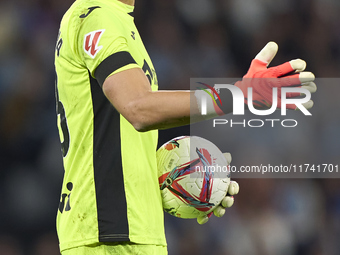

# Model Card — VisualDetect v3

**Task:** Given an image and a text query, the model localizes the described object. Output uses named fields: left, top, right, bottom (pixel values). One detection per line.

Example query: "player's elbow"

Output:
left=125, top=101, right=155, bottom=132
left=130, top=119, right=150, bottom=132
left=132, top=123, right=151, bottom=132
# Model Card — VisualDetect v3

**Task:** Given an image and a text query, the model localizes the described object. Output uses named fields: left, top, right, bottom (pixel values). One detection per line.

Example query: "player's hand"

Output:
left=197, top=153, right=239, bottom=224
left=235, top=41, right=317, bottom=110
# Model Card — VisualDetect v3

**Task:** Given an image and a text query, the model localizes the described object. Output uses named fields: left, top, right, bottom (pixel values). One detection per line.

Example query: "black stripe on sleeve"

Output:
left=89, top=71, right=130, bottom=242
left=95, top=51, right=137, bottom=87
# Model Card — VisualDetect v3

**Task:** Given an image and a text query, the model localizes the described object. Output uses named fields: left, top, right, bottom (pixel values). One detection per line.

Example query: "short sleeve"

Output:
left=76, top=7, right=139, bottom=86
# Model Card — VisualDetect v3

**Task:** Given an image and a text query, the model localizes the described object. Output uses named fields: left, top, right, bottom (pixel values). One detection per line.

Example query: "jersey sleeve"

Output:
left=76, top=7, right=140, bottom=86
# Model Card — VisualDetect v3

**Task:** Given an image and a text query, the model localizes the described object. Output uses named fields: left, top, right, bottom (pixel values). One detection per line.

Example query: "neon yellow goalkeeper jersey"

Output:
left=54, top=0, right=165, bottom=252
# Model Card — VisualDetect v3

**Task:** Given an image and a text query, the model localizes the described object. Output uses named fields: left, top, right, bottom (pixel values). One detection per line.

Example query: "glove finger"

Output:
left=273, top=71, right=315, bottom=87
left=285, top=91, right=301, bottom=98
left=286, top=82, right=317, bottom=98
left=288, top=99, right=314, bottom=111
left=213, top=205, right=226, bottom=217
left=228, top=181, right=240, bottom=195
left=197, top=215, right=209, bottom=225
left=286, top=103, right=298, bottom=110
left=268, top=62, right=295, bottom=78
left=255, top=41, right=279, bottom=65
left=279, top=74, right=301, bottom=87
left=301, top=82, right=317, bottom=94
left=299, top=72, right=315, bottom=83
left=223, top=152, right=232, bottom=164
left=269, top=59, right=306, bottom=77
left=221, top=196, right=234, bottom=208
left=289, top=59, right=307, bottom=72
left=298, top=100, right=314, bottom=110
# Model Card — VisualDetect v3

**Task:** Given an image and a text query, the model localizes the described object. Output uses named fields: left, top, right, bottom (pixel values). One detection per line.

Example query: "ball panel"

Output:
left=157, top=136, right=230, bottom=219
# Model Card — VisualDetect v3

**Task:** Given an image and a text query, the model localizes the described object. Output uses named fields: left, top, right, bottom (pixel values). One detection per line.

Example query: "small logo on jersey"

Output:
left=131, top=31, right=136, bottom=40
left=83, top=29, right=105, bottom=58
left=79, top=6, right=101, bottom=18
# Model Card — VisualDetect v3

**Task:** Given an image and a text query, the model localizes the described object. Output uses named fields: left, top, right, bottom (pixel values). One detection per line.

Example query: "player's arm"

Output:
left=102, top=67, right=206, bottom=132
left=103, top=42, right=317, bottom=132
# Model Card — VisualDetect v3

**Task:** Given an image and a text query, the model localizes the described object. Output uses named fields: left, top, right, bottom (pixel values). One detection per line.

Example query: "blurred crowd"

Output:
left=0, top=0, right=339, bottom=254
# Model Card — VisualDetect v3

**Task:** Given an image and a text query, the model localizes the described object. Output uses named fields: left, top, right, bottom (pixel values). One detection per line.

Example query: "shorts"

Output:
left=61, top=242, right=168, bottom=255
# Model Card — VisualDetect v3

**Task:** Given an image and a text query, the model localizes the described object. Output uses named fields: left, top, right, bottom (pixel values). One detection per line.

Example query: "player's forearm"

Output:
left=125, top=90, right=210, bottom=132
left=102, top=68, right=217, bottom=132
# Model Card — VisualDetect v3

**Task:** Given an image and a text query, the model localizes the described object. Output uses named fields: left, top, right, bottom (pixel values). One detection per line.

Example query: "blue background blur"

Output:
left=0, top=0, right=340, bottom=254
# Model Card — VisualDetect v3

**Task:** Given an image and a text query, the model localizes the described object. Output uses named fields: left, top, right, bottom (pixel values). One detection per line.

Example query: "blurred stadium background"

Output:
left=0, top=0, right=340, bottom=254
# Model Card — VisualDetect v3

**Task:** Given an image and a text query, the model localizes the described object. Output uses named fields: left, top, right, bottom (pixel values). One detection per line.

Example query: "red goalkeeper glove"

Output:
left=194, top=42, right=317, bottom=116
left=235, top=41, right=316, bottom=110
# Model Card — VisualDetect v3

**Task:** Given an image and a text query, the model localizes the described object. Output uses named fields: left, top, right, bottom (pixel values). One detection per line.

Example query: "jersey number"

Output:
left=55, top=74, right=70, bottom=157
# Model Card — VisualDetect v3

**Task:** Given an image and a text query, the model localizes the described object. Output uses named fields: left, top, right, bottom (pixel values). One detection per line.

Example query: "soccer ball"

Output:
left=157, top=136, right=231, bottom=219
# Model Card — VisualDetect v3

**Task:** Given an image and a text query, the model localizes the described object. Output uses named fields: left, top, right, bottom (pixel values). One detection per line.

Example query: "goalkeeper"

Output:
left=55, top=0, right=316, bottom=254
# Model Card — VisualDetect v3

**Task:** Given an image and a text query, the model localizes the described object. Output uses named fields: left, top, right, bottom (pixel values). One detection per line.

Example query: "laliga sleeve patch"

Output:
left=83, top=29, right=105, bottom=58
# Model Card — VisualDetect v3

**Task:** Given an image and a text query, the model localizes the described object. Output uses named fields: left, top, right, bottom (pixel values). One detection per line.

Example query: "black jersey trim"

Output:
left=95, top=51, right=137, bottom=87
left=89, top=71, right=130, bottom=242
